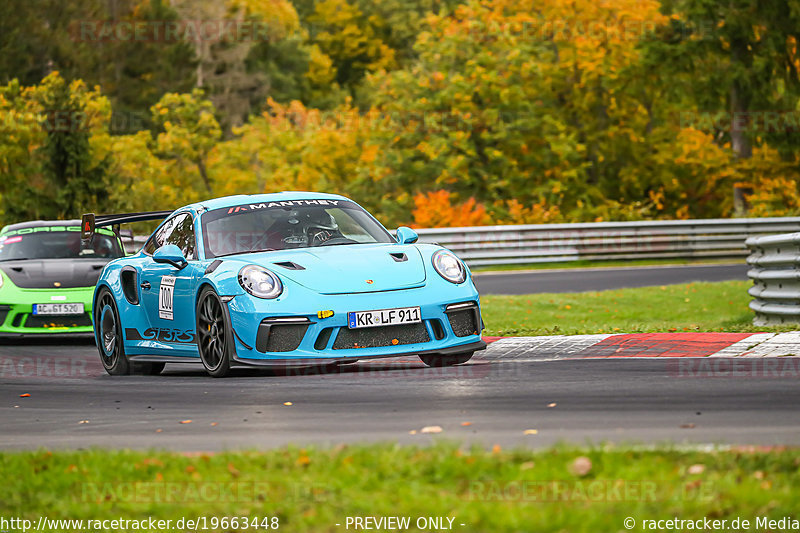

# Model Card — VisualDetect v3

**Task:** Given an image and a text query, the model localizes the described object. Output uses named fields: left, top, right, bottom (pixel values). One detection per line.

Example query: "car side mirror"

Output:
left=153, top=244, right=188, bottom=269
left=396, top=226, right=419, bottom=244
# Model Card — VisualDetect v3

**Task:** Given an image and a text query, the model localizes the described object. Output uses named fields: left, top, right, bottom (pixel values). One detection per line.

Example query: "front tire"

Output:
left=419, top=352, right=474, bottom=367
left=196, top=286, right=233, bottom=378
left=95, top=287, right=131, bottom=376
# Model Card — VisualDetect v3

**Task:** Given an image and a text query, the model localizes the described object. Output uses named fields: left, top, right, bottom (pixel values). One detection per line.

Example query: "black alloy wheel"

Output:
left=196, top=286, right=233, bottom=377
left=95, top=287, right=131, bottom=375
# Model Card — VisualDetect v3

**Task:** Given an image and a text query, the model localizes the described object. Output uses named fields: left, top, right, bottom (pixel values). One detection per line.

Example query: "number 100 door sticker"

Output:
left=159, top=276, right=176, bottom=320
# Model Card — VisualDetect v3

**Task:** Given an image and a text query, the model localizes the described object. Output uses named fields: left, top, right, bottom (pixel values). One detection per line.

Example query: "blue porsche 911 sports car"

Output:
left=83, top=192, right=485, bottom=377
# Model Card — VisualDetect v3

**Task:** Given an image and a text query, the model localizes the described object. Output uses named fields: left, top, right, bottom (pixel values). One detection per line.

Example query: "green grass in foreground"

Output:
left=480, top=280, right=796, bottom=336
left=1, top=445, right=798, bottom=532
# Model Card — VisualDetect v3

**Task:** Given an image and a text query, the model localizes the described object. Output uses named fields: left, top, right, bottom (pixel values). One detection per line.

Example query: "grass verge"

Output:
left=1, top=445, right=798, bottom=532
left=479, top=280, right=796, bottom=336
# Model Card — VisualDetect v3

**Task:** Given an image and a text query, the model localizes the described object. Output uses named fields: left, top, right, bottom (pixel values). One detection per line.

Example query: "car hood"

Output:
left=0, top=259, right=109, bottom=289
left=243, top=244, right=427, bottom=294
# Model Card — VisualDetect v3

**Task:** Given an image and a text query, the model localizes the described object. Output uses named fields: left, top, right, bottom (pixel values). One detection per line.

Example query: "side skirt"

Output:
left=126, top=354, right=202, bottom=364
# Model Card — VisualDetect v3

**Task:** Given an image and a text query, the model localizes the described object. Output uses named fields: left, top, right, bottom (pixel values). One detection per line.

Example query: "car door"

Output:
left=140, top=213, right=204, bottom=352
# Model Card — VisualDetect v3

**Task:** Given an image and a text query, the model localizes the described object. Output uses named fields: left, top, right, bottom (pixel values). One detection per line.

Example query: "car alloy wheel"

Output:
left=95, top=288, right=131, bottom=375
left=196, top=287, right=232, bottom=377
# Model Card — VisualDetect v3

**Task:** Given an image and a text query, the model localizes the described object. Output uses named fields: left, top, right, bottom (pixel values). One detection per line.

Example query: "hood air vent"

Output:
left=389, top=253, right=408, bottom=262
left=274, top=261, right=305, bottom=271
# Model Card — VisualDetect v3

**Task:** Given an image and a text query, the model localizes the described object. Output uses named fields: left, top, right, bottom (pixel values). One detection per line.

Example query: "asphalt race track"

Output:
left=473, top=263, right=748, bottom=294
left=1, top=264, right=786, bottom=452
left=2, top=336, right=799, bottom=451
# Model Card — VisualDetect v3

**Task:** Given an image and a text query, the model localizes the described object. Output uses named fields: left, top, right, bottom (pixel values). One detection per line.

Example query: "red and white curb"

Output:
left=478, top=332, right=800, bottom=361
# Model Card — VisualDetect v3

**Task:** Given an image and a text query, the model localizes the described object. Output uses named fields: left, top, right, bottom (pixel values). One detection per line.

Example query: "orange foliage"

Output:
left=412, top=190, right=491, bottom=228
left=503, top=199, right=562, bottom=224
left=741, top=146, right=800, bottom=217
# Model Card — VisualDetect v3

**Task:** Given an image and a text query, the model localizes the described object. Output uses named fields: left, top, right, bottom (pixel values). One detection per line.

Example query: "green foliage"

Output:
left=2, top=0, right=800, bottom=226
left=306, top=0, right=396, bottom=100
left=0, top=73, right=115, bottom=221
left=642, top=0, right=800, bottom=158
left=370, top=1, right=583, bottom=222
left=151, top=89, right=222, bottom=195
left=102, top=0, right=197, bottom=129
left=0, top=0, right=196, bottom=134
left=35, top=75, right=113, bottom=219
left=354, top=0, right=462, bottom=64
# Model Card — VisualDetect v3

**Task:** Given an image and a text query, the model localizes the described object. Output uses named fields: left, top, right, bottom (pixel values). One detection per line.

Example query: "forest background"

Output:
left=1, top=0, right=799, bottom=229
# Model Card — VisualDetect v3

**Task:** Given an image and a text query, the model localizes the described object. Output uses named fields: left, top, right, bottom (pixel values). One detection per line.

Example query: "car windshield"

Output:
left=201, top=199, right=395, bottom=258
left=0, top=228, right=124, bottom=261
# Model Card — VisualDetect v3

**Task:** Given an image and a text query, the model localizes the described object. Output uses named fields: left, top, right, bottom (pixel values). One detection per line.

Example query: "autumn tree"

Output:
left=305, top=0, right=396, bottom=100
left=0, top=73, right=115, bottom=222
left=642, top=0, right=800, bottom=215
left=150, top=89, right=222, bottom=196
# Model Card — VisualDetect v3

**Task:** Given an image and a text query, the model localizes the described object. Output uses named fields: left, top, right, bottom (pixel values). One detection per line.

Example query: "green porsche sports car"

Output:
left=0, top=220, right=126, bottom=336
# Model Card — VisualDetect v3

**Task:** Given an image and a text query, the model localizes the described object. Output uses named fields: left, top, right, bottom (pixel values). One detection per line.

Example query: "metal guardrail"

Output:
left=746, top=232, right=800, bottom=325
left=124, top=216, right=800, bottom=270
left=418, top=217, right=800, bottom=268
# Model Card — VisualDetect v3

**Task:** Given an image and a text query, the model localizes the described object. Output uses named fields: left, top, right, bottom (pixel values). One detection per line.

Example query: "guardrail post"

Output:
left=746, top=232, right=800, bottom=325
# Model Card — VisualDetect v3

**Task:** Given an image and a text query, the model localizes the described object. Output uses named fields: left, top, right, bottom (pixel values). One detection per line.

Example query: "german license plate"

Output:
left=33, top=303, right=84, bottom=315
left=347, top=306, right=421, bottom=329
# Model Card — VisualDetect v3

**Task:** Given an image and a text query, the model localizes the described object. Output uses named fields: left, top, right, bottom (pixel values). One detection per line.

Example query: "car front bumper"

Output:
left=224, top=283, right=485, bottom=362
left=0, top=288, right=94, bottom=337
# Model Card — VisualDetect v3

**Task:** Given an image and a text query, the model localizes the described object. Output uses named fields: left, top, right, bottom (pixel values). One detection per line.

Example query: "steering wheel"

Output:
left=317, top=237, right=359, bottom=247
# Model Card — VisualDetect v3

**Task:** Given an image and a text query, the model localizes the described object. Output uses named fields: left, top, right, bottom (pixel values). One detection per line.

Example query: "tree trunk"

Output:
left=196, top=158, right=212, bottom=194
left=729, top=32, right=752, bottom=160
left=730, top=83, right=752, bottom=159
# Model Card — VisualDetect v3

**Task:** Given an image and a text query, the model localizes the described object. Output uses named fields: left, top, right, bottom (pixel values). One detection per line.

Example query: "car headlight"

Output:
left=238, top=265, right=283, bottom=299
left=432, top=250, right=466, bottom=284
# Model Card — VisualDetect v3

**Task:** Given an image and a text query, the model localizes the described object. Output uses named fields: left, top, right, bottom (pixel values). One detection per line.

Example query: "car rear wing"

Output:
left=81, top=210, right=174, bottom=243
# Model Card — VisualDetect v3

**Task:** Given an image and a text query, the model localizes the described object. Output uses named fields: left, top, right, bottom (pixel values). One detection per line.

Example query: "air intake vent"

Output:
left=333, top=323, right=430, bottom=349
left=256, top=320, right=309, bottom=352
left=389, top=253, right=407, bottom=262
left=25, top=313, right=93, bottom=328
left=274, top=261, right=305, bottom=270
left=445, top=302, right=481, bottom=337
left=120, top=267, right=139, bottom=305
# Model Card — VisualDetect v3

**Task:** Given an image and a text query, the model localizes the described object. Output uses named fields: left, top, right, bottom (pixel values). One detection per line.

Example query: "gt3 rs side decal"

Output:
left=125, top=327, right=195, bottom=344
